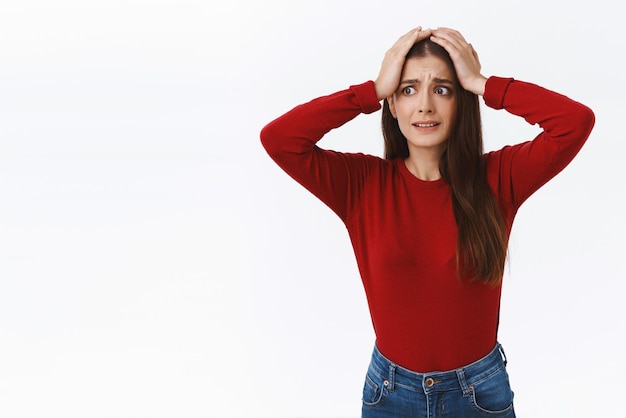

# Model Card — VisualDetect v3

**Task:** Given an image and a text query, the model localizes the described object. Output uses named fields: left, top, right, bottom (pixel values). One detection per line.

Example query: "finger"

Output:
left=400, top=26, right=422, bottom=44
left=431, top=33, right=475, bottom=62
left=389, top=27, right=432, bottom=57
left=471, top=45, right=479, bottom=60
left=416, top=28, right=433, bottom=42
left=407, top=26, right=422, bottom=35
left=430, top=35, right=462, bottom=53
left=433, top=27, right=467, bottom=44
left=431, top=27, right=469, bottom=51
left=386, top=27, right=418, bottom=55
left=429, top=34, right=456, bottom=53
left=401, top=26, right=429, bottom=47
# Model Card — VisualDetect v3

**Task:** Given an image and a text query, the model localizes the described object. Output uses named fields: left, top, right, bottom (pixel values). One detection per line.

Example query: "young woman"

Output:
left=260, top=27, right=594, bottom=417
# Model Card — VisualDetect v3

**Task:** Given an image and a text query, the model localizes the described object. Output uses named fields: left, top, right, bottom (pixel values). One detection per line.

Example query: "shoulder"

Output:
left=337, top=151, right=395, bottom=175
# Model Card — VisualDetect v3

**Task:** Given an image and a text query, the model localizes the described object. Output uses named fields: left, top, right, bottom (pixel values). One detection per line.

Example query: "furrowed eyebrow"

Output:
left=399, top=77, right=454, bottom=86
left=433, top=77, right=454, bottom=85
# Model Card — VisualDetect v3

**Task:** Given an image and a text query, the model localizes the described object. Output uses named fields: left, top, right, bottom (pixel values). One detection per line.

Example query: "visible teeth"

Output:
left=415, top=123, right=437, bottom=127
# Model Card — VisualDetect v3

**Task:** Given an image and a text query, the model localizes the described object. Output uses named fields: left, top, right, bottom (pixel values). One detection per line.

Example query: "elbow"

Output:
left=260, top=121, right=281, bottom=157
left=260, top=118, right=304, bottom=162
left=578, top=104, right=596, bottom=139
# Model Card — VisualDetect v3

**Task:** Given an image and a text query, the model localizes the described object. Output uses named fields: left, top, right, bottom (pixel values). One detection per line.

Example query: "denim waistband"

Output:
left=368, top=343, right=508, bottom=395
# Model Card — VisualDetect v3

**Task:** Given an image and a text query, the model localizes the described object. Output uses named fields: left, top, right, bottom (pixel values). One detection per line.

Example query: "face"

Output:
left=388, top=55, right=457, bottom=156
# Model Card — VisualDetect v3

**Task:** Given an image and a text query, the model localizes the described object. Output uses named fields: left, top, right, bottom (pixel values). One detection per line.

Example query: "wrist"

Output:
left=374, top=80, right=391, bottom=101
left=469, top=76, right=488, bottom=96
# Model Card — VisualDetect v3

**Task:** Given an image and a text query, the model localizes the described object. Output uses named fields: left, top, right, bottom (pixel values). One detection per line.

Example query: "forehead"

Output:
left=401, top=55, right=453, bottom=80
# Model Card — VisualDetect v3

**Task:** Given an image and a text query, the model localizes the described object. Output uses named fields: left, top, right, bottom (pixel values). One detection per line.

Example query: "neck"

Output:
left=404, top=148, right=444, bottom=181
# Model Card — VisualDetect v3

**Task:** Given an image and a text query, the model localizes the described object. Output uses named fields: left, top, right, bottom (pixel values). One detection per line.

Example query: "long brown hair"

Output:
left=382, top=39, right=508, bottom=285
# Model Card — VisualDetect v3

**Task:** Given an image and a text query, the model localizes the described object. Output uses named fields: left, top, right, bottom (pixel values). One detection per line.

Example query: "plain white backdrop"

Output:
left=0, top=1, right=623, bottom=417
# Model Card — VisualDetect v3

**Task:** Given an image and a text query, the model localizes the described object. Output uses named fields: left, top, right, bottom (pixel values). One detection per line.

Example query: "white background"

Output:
left=0, top=1, right=623, bottom=417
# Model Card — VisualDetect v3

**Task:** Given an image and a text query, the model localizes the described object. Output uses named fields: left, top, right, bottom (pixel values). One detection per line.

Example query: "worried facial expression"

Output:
left=388, top=56, right=457, bottom=156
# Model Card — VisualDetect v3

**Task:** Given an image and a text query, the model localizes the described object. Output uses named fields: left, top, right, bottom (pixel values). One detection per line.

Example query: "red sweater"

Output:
left=260, top=77, right=595, bottom=372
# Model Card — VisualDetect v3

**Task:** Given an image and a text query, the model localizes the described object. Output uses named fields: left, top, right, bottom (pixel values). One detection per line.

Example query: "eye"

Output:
left=401, top=86, right=416, bottom=95
left=434, top=86, right=452, bottom=95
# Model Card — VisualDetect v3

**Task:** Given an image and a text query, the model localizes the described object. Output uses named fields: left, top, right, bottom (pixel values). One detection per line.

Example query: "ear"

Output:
left=387, top=96, right=397, bottom=119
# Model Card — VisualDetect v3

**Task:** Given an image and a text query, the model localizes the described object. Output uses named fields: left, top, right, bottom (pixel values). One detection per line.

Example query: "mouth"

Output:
left=412, top=122, right=440, bottom=128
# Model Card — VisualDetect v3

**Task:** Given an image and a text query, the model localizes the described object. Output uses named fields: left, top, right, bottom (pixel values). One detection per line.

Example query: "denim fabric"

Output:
left=362, top=343, right=515, bottom=417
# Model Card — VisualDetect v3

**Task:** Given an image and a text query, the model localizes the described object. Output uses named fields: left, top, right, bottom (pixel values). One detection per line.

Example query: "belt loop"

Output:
left=456, top=369, right=471, bottom=396
left=387, top=363, right=397, bottom=392
left=498, top=343, right=508, bottom=366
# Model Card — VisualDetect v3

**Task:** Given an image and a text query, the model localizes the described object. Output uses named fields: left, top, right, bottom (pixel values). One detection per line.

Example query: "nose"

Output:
left=416, top=90, right=433, bottom=114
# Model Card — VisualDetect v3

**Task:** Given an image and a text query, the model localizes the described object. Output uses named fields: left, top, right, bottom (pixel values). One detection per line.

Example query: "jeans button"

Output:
left=425, top=377, right=435, bottom=387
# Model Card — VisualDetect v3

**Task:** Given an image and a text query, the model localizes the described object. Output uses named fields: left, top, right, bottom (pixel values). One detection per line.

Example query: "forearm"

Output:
left=484, top=76, right=595, bottom=207
left=259, top=81, right=382, bottom=221
left=484, top=77, right=595, bottom=146
left=260, top=81, right=380, bottom=160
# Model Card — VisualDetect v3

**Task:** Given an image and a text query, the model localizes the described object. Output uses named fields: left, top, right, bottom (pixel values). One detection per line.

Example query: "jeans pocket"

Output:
left=362, top=371, right=387, bottom=408
left=469, top=365, right=515, bottom=416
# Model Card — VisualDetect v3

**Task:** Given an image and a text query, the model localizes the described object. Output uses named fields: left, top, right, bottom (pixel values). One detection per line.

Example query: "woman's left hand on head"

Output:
left=430, top=27, right=487, bottom=96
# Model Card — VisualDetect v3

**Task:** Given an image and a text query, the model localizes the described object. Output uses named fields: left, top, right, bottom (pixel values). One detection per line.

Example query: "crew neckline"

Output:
left=396, top=158, right=447, bottom=188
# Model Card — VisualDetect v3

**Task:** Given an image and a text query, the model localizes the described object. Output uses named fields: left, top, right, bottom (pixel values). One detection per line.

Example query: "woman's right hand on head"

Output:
left=374, top=27, right=432, bottom=101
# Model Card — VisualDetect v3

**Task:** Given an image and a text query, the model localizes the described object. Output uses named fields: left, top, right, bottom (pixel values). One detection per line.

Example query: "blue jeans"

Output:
left=362, top=343, right=515, bottom=417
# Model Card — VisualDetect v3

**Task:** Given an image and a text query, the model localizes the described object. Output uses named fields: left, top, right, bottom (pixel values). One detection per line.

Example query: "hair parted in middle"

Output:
left=381, top=39, right=508, bottom=285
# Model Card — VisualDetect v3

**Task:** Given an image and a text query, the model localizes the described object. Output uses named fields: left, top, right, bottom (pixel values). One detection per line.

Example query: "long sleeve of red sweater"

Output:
left=260, top=77, right=595, bottom=372
left=261, top=78, right=595, bottom=220
left=261, top=81, right=383, bottom=222
left=482, top=77, right=595, bottom=211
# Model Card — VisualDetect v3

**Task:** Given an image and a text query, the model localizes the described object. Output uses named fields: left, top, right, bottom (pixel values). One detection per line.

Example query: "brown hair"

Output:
left=382, top=39, right=508, bottom=285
